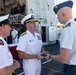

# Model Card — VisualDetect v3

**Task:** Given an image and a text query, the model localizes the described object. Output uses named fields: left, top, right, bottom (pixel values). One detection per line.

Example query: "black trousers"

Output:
left=63, top=64, right=76, bottom=75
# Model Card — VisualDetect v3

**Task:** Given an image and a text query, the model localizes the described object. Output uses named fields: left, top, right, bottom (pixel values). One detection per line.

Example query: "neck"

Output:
left=0, top=34, right=5, bottom=38
left=28, top=30, right=35, bottom=36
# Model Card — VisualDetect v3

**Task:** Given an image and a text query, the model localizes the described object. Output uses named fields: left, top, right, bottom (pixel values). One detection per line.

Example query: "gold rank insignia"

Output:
left=12, top=72, right=18, bottom=75
left=26, top=19, right=38, bottom=23
left=0, top=39, right=4, bottom=45
left=20, top=32, right=26, bottom=36
left=37, top=35, right=41, bottom=40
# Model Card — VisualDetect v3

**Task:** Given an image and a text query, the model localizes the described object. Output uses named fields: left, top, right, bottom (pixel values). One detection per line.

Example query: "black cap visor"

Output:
left=0, top=19, right=12, bottom=27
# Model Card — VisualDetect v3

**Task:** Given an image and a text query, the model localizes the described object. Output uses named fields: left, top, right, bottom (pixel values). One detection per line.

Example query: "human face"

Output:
left=26, top=22, right=37, bottom=31
left=57, top=9, right=65, bottom=24
left=57, top=11, right=63, bottom=24
left=2, top=24, right=12, bottom=37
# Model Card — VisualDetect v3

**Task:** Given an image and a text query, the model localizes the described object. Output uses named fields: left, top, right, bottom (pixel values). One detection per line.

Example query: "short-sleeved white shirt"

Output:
left=17, top=30, right=43, bottom=62
left=11, top=29, right=18, bottom=43
left=17, top=30, right=43, bottom=54
left=17, top=30, right=43, bottom=75
left=0, top=36, right=13, bottom=75
left=59, top=18, right=76, bottom=65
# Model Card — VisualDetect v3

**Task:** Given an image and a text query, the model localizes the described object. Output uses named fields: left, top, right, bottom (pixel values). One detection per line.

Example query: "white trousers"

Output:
left=23, top=59, right=41, bottom=75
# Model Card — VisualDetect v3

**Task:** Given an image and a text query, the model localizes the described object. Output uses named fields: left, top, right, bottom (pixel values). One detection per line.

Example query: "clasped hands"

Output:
left=37, top=51, right=51, bottom=60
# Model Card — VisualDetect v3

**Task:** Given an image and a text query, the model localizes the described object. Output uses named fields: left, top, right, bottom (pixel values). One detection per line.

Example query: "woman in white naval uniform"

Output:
left=17, top=14, right=47, bottom=75
left=0, top=14, right=20, bottom=75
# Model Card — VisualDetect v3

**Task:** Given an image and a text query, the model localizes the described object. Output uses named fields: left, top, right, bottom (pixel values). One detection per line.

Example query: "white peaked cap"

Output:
left=21, top=14, right=37, bottom=25
left=0, top=14, right=9, bottom=22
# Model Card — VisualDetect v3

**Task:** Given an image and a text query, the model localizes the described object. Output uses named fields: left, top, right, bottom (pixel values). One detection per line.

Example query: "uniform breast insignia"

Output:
left=64, top=23, right=71, bottom=28
left=0, top=39, right=4, bottom=45
left=20, top=32, right=26, bottom=36
left=37, top=35, right=41, bottom=40
left=29, top=40, right=33, bottom=42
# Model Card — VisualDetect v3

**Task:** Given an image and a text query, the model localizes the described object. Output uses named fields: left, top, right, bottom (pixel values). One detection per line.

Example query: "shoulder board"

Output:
left=0, top=39, right=4, bottom=45
left=64, top=23, right=71, bottom=29
left=20, top=32, right=26, bottom=36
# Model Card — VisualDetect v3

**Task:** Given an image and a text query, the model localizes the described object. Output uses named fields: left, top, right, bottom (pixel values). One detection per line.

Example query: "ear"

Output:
left=26, top=24, right=28, bottom=27
left=63, top=13, right=65, bottom=17
left=26, top=24, right=29, bottom=29
left=0, top=26, right=3, bottom=31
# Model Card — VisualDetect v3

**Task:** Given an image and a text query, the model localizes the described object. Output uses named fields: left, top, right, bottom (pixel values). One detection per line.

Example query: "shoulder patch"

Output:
left=0, top=39, right=4, bottom=45
left=20, top=32, right=26, bottom=36
left=37, top=35, right=41, bottom=40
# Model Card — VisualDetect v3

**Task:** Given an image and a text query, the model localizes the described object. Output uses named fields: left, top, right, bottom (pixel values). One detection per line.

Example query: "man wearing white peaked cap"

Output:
left=16, top=14, right=48, bottom=75
left=0, top=14, right=20, bottom=75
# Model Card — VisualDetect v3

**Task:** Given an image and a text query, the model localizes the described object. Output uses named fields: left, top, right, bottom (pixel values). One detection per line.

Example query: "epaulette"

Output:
left=0, top=39, right=4, bottom=45
left=20, top=32, right=26, bottom=36
left=63, top=23, right=71, bottom=29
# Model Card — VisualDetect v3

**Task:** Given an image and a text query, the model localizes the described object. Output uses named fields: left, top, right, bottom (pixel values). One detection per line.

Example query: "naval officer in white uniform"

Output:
left=0, top=14, right=20, bottom=75
left=11, top=26, right=18, bottom=44
left=16, top=14, right=47, bottom=75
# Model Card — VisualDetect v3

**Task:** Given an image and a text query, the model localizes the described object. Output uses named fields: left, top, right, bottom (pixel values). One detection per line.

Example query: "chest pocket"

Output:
left=27, top=39, right=36, bottom=54
left=28, top=39, right=35, bottom=45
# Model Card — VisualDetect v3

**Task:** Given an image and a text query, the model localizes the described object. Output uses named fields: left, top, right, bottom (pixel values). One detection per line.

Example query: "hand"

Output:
left=45, top=53, right=51, bottom=60
left=37, top=54, right=44, bottom=60
left=13, top=59, right=20, bottom=69
left=41, top=53, right=47, bottom=57
left=41, top=51, right=49, bottom=57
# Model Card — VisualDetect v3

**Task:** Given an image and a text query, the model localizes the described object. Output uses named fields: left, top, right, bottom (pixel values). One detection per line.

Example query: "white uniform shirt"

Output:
left=59, top=18, right=76, bottom=65
left=17, top=30, right=43, bottom=75
left=0, top=36, right=13, bottom=75
left=17, top=30, right=43, bottom=54
left=11, top=29, right=18, bottom=44
left=17, top=30, right=43, bottom=55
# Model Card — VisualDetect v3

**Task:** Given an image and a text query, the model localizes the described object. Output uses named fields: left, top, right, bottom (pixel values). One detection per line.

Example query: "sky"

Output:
left=54, top=0, right=76, bottom=18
